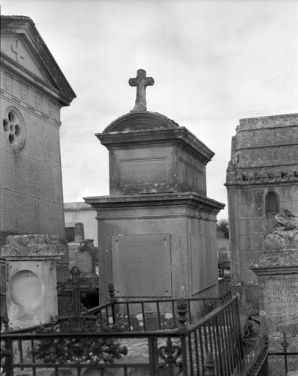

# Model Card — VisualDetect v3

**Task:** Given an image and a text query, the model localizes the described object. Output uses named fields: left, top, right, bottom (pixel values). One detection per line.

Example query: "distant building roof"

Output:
left=64, top=202, right=94, bottom=211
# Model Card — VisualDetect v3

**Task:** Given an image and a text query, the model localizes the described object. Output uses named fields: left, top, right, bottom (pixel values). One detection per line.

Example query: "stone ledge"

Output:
left=239, top=113, right=298, bottom=129
left=84, top=192, right=225, bottom=213
left=1, top=234, right=64, bottom=259
left=250, top=264, right=298, bottom=276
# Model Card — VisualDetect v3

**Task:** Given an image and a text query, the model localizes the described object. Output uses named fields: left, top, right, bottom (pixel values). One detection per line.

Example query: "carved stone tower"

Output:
left=85, top=69, right=224, bottom=303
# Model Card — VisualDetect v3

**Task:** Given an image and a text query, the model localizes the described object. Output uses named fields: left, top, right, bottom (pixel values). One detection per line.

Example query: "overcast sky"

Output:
left=2, top=0, right=298, bottom=219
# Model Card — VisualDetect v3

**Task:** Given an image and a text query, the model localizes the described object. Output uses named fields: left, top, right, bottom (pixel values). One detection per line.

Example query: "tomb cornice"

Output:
left=250, top=265, right=298, bottom=276
left=84, top=192, right=225, bottom=213
left=0, top=234, right=64, bottom=259
left=96, top=127, right=214, bottom=164
left=235, top=142, right=298, bottom=151
left=239, top=113, right=298, bottom=130
left=1, top=55, right=71, bottom=106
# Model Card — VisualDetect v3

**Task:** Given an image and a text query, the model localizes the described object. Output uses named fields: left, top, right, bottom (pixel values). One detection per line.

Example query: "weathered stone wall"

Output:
left=0, top=91, right=65, bottom=237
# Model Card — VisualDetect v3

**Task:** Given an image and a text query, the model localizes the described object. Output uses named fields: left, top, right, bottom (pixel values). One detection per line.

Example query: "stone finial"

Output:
left=129, top=69, right=154, bottom=112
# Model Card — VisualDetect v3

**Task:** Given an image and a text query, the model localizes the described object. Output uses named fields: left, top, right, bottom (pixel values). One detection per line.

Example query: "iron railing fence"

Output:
left=267, top=333, right=298, bottom=376
left=268, top=353, right=298, bottom=376
left=84, top=278, right=232, bottom=332
left=1, top=296, right=269, bottom=376
left=87, top=297, right=232, bottom=333
left=1, top=267, right=230, bottom=334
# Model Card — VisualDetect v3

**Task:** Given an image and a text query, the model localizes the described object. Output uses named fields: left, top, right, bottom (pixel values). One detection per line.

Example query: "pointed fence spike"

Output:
left=204, top=351, right=215, bottom=376
left=281, top=332, right=289, bottom=351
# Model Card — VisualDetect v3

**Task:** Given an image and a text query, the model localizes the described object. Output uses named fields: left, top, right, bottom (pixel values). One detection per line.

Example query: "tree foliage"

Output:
left=217, top=219, right=229, bottom=239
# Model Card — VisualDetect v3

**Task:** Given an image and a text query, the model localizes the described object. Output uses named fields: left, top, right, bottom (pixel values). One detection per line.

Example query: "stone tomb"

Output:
left=1, top=234, right=64, bottom=329
left=85, top=69, right=224, bottom=303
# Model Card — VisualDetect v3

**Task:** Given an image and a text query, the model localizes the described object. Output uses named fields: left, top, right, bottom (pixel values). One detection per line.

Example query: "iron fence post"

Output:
left=2, top=336, right=13, bottom=376
left=148, top=336, right=159, bottom=376
left=281, top=332, right=289, bottom=375
left=108, top=282, right=117, bottom=324
left=263, top=333, right=269, bottom=376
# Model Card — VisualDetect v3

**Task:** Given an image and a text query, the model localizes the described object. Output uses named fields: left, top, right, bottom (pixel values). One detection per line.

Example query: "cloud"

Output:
left=2, top=0, right=298, bottom=219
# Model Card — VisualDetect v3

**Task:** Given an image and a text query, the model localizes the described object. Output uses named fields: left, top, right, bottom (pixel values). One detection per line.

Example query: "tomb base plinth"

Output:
left=1, top=234, right=64, bottom=329
left=86, top=192, right=223, bottom=305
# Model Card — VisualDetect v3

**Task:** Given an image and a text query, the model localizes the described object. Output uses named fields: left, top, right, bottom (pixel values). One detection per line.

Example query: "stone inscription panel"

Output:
left=112, top=234, right=171, bottom=297
left=261, top=277, right=298, bottom=329
left=119, top=157, right=168, bottom=183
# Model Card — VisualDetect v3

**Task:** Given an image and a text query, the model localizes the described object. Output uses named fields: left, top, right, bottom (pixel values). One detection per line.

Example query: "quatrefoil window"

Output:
left=3, top=108, right=25, bottom=149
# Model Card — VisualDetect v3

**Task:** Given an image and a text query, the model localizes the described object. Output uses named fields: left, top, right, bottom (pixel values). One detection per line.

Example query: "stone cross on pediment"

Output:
left=11, top=39, right=24, bottom=63
left=129, top=69, right=154, bottom=112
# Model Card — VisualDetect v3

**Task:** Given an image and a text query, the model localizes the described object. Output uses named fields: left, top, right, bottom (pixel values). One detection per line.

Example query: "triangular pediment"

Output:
left=1, top=16, right=76, bottom=105
left=1, top=34, right=53, bottom=85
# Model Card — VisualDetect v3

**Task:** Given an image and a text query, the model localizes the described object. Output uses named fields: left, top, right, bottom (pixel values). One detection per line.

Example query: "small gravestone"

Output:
left=68, top=222, right=85, bottom=269
left=1, top=234, right=64, bottom=329
left=75, top=239, right=98, bottom=309
left=75, top=239, right=97, bottom=283
left=75, top=222, right=85, bottom=243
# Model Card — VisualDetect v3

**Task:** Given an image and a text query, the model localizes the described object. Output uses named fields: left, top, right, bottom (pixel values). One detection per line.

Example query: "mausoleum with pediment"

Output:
left=0, top=16, right=76, bottom=246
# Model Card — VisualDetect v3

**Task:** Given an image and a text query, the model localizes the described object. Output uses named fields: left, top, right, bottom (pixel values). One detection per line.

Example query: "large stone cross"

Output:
left=129, top=69, right=154, bottom=112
